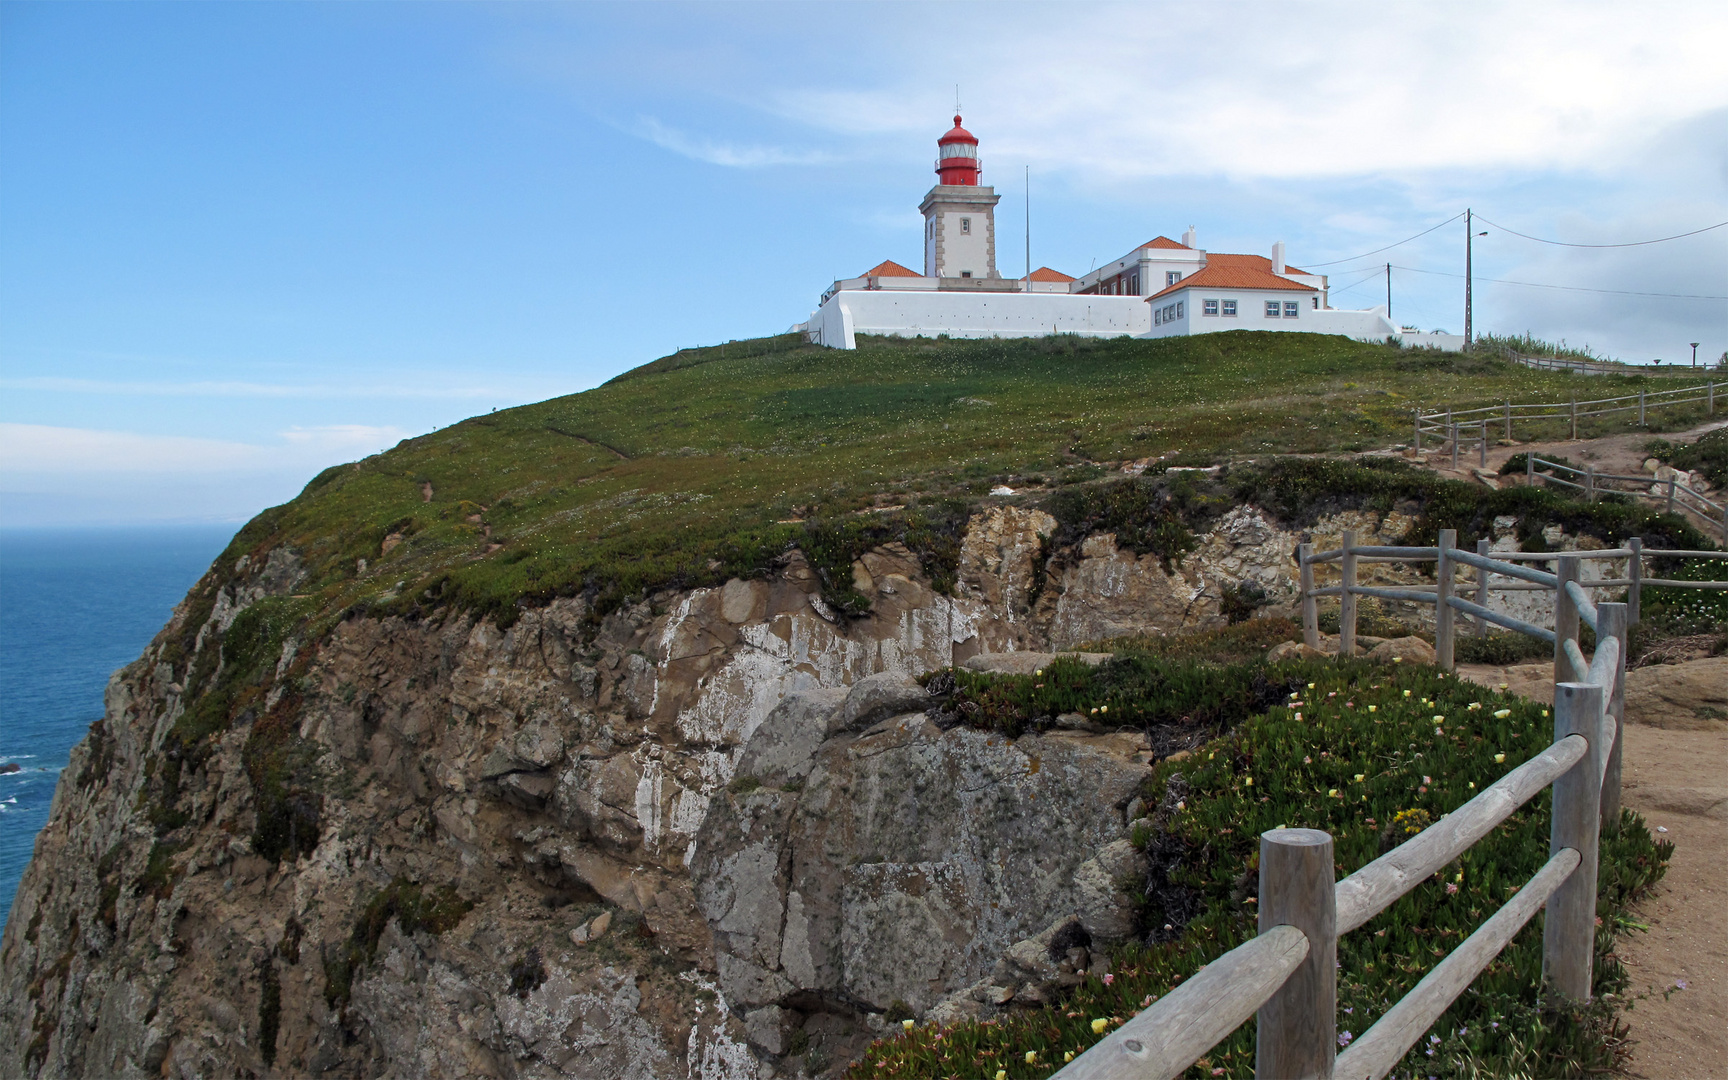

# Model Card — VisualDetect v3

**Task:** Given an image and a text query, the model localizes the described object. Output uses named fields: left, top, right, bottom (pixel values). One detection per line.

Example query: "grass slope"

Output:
left=207, top=331, right=1714, bottom=630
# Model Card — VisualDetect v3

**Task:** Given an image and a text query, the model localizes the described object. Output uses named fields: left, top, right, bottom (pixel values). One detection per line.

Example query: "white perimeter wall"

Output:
left=1144, top=289, right=1399, bottom=343
left=810, top=290, right=1149, bottom=349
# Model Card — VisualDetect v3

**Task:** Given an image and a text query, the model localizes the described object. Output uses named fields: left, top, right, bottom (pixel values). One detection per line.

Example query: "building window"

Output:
left=1312, top=296, right=1319, bottom=309
left=1176, top=301, right=1184, bottom=319
left=1155, top=308, right=1162, bottom=326
left=1129, top=272, right=1140, bottom=295
left=960, top=270, right=972, bottom=279
left=1203, top=299, right=1219, bottom=316
left=1266, top=301, right=1281, bottom=317
left=1167, top=271, right=1182, bottom=286
left=961, top=218, right=972, bottom=234
left=1222, top=300, right=1237, bottom=317
left=1284, top=301, right=1300, bottom=318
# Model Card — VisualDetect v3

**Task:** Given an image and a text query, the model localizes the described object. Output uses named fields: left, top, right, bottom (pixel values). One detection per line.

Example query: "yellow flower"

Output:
left=1494, top=753, right=1506, bottom=763
left=1354, top=773, right=1366, bottom=782
left=1026, top=1050, right=1039, bottom=1064
left=1542, top=709, right=1549, bottom=717
left=1100, top=704, right=1108, bottom=713
left=1403, top=690, right=1412, bottom=697
left=1467, top=781, right=1475, bottom=789
left=1308, top=683, right=1316, bottom=689
left=1433, top=715, right=1445, bottom=723
left=1244, top=777, right=1253, bottom=787
left=996, top=1071, right=1007, bottom=1080
left=1036, top=668, right=1044, bottom=677
left=1091, top=1017, right=1109, bottom=1034
left=902, top=1019, right=914, bottom=1030
left=1090, top=707, right=1099, bottom=715
left=1494, top=709, right=1511, bottom=719
left=1064, top=1051, right=1075, bottom=1063
left=1367, top=704, right=1377, bottom=712
left=1393, top=656, right=1403, bottom=663
left=1329, top=788, right=1340, bottom=798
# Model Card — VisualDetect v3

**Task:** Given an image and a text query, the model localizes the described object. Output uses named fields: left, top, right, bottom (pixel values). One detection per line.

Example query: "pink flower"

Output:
left=1103, top=973, right=1114, bottom=985
left=1445, top=882, right=1459, bottom=895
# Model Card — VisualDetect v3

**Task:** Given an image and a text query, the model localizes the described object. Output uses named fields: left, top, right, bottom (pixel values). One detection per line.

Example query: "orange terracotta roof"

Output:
left=1142, top=236, right=1190, bottom=250
left=1028, top=266, right=1075, bottom=282
left=1145, top=253, right=1318, bottom=300
left=864, top=259, right=921, bottom=278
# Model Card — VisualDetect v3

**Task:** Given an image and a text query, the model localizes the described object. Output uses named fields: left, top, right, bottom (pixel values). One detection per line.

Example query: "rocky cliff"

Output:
left=0, top=498, right=1619, bottom=1079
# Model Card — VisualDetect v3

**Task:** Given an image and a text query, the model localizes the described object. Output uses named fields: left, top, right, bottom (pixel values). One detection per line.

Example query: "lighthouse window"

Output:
left=1203, top=299, right=1219, bottom=316
left=961, top=218, right=972, bottom=235
left=1284, top=301, right=1300, bottom=318
left=1265, top=301, right=1281, bottom=317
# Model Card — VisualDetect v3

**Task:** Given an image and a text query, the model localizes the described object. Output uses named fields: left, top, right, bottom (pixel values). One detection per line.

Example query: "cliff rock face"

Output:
left=0, top=502, right=1341, bottom=1078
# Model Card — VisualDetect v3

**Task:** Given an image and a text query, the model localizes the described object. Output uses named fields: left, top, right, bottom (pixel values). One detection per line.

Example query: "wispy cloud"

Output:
left=632, top=116, right=836, bottom=168
left=0, top=423, right=409, bottom=476
left=0, top=376, right=561, bottom=400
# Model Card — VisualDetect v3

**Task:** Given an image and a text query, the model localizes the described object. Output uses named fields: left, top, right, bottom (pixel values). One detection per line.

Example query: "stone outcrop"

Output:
left=4, top=495, right=1609, bottom=1078
left=690, top=685, right=1150, bottom=1054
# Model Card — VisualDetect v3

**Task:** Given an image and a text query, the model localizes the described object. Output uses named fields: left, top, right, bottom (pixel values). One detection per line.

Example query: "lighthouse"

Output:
left=920, top=114, right=1000, bottom=281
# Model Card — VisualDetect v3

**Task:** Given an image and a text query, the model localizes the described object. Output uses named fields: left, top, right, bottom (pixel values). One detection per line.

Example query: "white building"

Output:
left=797, top=116, right=1458, bottom=352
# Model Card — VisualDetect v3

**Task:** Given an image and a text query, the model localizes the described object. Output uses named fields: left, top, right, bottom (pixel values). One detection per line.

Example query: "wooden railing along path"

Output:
left=1056, top=533, right=1727, bottom=1080
left=1415, top=379, right=1719, bottom=465
left=1521, top=453, right=1728, bottom=544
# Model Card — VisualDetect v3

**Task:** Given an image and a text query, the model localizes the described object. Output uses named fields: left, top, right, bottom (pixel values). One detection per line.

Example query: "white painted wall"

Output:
left=808, top=290, right=1149, bottom=349
left=938, top=211, right=992, bottom=279
left=1396, top=330, right=1465, bottom=352
left=1144, top=289, right=1399, bottom=343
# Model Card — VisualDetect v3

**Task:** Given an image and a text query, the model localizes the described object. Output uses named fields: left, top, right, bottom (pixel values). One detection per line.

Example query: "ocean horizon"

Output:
left=0, top=524, right=236, bottom=932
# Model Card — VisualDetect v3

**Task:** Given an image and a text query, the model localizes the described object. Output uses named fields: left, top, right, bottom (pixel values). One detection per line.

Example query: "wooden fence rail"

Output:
left=1412, top=379, right=1717, bottom=451
left=1054, top=532, right=1727, bottom=1080
left=1524, top=453, right=1728, bottom=544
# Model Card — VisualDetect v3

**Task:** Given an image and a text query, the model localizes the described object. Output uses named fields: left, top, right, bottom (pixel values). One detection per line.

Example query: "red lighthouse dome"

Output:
left=935, top=114, right=981, bottom=186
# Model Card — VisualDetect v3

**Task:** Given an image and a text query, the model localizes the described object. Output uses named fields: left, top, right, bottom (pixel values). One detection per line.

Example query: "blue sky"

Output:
left=3, top=1, right=1726, bottom=526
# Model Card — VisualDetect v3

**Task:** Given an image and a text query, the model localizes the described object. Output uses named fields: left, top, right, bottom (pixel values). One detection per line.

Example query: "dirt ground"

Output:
left=1457, top=659, right=1728, bottom=1078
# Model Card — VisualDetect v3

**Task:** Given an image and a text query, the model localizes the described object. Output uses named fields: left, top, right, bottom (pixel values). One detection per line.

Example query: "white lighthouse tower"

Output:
left=919, top=115, right=1000, bottom=281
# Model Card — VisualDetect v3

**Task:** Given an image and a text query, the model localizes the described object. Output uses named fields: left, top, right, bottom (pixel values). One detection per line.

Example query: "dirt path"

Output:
left=1457, top=659, right=1728, bottom=1078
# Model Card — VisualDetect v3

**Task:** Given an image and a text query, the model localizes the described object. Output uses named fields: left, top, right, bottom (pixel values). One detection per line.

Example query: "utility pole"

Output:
left=1465, top=208, right=1474, bottom=347
left=1026, top=165, right=1031, bottom=286
left=1385, top=262, right=1392, bottom=320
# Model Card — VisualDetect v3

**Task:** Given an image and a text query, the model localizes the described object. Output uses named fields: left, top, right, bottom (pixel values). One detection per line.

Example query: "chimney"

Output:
left=1182, top=225, right=1197, bottom=249
left=1271, top=241, right=1286, bottom=275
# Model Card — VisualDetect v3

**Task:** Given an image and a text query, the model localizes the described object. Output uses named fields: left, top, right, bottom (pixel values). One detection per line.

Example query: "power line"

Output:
left=1388, top=264, right=1727, bottom=301
left=1303, top=213, right=1465, bottom=267
left=1472, top=215, right=1728, bottom=249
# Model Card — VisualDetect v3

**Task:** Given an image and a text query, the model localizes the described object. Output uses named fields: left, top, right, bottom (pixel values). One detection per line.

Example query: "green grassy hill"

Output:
left=216, top=331, right=1715, bottom=630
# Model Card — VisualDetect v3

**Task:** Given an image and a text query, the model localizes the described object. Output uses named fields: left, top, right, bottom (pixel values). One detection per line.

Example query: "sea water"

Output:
left=0, top=525, right=234, bottom=932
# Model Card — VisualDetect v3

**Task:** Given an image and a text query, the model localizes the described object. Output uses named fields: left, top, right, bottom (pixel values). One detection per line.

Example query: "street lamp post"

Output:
left=1692, top=342, right=1701, bottom=368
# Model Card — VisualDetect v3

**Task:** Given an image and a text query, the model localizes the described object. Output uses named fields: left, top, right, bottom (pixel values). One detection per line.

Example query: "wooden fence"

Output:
left=1524, top=454, right=1728, bottom=544
left=1415, top=380, right=1718, bottom=455
left=1055, top=534, right=1727, bottom=1080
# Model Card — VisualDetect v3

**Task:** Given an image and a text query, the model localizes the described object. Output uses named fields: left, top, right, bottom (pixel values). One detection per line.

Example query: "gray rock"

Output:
left=744, top=1005, right=789, bottom=1055
left=963, top=652, right=1110, bottom=675
left=498, top=770, right=556, bottom=810
left=830, top=671, right=930, bottom=733
left=734, top=687, right=848, bottom=787
left=1074, top=839, right=1149, bottom=942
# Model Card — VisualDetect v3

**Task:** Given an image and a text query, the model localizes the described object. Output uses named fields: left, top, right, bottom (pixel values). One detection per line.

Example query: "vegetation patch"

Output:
left=322, top=877, right=472, bottom=1010
left=1646, top=426, right=1728, bottom=489
left=1079, top=618, right=1301, bottom=665
left=856, top=661, right=1670, bottom=1079
left=259, top=960, right=282, bottom=1066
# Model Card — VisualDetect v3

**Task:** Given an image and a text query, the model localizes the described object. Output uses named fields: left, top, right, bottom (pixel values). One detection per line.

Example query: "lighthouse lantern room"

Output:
left=920, top=114, right=1001, bottom=281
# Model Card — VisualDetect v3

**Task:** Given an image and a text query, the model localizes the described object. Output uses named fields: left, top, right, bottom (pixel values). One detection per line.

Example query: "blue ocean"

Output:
left=0, top=525, right=235, bottom=933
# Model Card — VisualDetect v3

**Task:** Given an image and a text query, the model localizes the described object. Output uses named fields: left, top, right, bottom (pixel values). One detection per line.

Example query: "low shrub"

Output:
left=1646, top=427, right=1728, bottom=488
left=1080, top=618, right=1300, bottom=664
left=323, top=877, right=472, bottom=1009
left=855, top=663, right=1670, bottom=1079
left=1453, top=632, right=1553, bottom=666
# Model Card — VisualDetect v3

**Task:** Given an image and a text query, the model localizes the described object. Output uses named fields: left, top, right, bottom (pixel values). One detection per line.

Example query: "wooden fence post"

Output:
left=1554, top=555, right=1580, bottom=685
left=1570, top=398, right=1578, bottom=441
left=1527, top=452, right=1535, bottom=487
left=1299, top=542, right=1319, bottom=649
left=1710, top=380, right=1716, bottom=415
left=1585, top=465, right=1596, bottom=501
left=1545, top=681, right=1604, bottom=1003
left=1666, top=477, right=1676, bottom=514
left=1505, top=401, right=1513, bottom=442
left=1475, top=538, right=1490, bottom=638
left=1627, top=537, right=1642, bottom=626
left=1450, top=423, right=1460, bottom=471
left=1599, top=602, right=1628, bottom=828
left=1479, top=420, right=1488, bottom=468
left=1340, top=530, right=1358, bottom=657
left=1638, top=390, right=1646, bottom=426
left=1413, top=407, right=1421, bottom=453
left=1435, top=529, right=1456, bottom=671
left=1255, top=828, right=1336, bottom=1080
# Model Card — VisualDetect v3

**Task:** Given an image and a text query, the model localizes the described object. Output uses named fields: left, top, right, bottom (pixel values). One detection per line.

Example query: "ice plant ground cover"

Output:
left=853, top=655, right=1672, bottom=1080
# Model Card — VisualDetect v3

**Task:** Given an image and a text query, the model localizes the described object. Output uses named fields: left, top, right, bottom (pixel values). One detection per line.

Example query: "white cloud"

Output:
left=0, top=423, right=408, bottom=476
left=633, top=116, right=836, bottom=168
